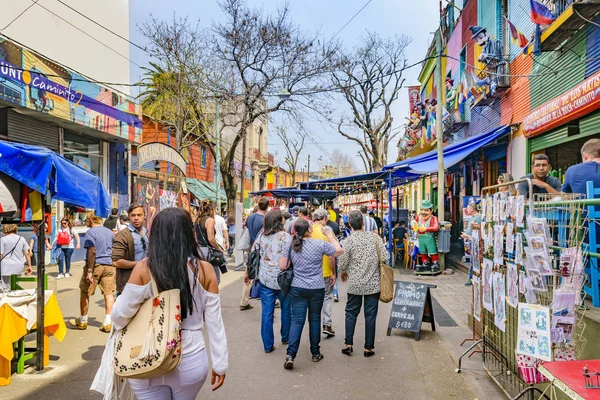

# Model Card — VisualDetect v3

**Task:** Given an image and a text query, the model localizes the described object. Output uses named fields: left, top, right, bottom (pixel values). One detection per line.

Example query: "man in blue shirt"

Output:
left=70, top=214, right=116, bottom=332
left=241, top=197, right=269, bottom=311
left=562, top=139, right=600, bottom=195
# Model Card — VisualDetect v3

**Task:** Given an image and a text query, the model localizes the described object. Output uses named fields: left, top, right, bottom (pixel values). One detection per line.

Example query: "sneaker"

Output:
left=69, top=317, right=88, bottom=330
left=465, top=280, right=473, bottom=286
left=323, top=325, right=336, bottom=336
left=312, top=353, right=324, bottom=362
left=99, top=323, right=112, bottom=333
left=333, top=294, right=339, bottom=302
left=240, top=304, right=254, bottom=311
left=284, top=355, right=294, bottom=370
left=57, top=273, right=65, bottom=279
left=65, top=273, right=71, bottom=278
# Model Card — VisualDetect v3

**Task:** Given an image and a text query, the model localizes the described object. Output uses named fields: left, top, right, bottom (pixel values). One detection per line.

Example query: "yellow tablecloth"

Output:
left=0, top=293, right=66, bottom=385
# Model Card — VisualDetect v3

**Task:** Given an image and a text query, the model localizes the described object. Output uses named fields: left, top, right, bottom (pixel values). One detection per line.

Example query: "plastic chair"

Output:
left=10, top=274, right=48, bottom=374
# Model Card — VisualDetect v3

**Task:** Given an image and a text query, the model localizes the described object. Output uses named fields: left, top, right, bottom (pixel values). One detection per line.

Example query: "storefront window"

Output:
left=63, top=130, right=103, bottom=177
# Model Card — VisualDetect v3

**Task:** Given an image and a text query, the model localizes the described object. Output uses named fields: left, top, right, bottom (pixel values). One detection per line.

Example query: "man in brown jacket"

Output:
left=112, top=204, right=148, bottom=293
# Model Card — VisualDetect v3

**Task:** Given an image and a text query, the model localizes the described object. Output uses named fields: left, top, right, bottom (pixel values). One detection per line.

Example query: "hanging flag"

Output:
left=533, top=23, right=543, bottom=56
left=530, top=0, right=556, bottom=25
left=505, top=17, right=529, bottom=48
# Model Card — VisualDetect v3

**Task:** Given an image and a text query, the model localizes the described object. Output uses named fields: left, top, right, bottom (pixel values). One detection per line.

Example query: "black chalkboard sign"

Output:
left=387, top=281, right=436, bottom=341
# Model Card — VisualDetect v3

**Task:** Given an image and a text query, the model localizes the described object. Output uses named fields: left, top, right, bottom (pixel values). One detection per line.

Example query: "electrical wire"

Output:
left=1, top=1, right=39, bottom=31
left=54, top=0, right=150, bottom=54
left=330, top=0, right=375, bottom=40
left=31, top=1, right=143, bottom=69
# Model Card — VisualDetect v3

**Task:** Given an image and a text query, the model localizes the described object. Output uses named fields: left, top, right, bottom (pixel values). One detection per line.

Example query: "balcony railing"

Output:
left=535, top=0, right=600, bottom=51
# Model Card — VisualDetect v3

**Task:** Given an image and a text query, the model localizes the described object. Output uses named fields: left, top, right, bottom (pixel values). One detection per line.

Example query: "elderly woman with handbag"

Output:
left=338, top=210, right=389, bottom=358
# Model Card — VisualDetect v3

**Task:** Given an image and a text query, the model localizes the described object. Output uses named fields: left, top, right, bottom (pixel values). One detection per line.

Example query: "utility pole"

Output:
left=215, top=100, right=221, bottom=213
left=435, top=29, right=446, bottom=270
left=240, top=134, right=247, bottom=205
left=307, top=154, right=311, bottom=182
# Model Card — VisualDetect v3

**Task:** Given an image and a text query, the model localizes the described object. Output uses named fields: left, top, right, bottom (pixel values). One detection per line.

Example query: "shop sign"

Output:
left=137, top=142, right=187, bottom=175
left=408, top=85, right=421, bottom=111
left=523, top=69, right=600, bottom=138
left=0, top=35, right=142, bottom=142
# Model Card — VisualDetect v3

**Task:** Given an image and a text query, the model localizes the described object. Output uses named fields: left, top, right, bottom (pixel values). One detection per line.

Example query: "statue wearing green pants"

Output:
left=411, top=200, right=440, bottom=273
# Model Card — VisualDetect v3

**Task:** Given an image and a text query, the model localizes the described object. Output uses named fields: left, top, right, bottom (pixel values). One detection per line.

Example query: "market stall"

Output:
left=0, top=139, right=110, bottom=380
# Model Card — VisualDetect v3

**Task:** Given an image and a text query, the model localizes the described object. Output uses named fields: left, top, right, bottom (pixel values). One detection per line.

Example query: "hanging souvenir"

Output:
left=482, top=258, right=494, bottom=312
left=493, top=271, right=507, bottom=332
left=493, top=224, right=504, bottom=265
left=515, top=195, right=525, bottom=227
left=473, top=275, right=482, bottom=322
left=507, top=263, right=519, bottom=308
left=519, top=270, right=527, bottom=294
left=515, top=233, right=524, bottom=265
left=506, top=223, right=515, bottom=255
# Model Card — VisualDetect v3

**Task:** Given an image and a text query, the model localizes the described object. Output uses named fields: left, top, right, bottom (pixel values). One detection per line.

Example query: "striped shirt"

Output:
left=363, top=215, right=378, bottom=232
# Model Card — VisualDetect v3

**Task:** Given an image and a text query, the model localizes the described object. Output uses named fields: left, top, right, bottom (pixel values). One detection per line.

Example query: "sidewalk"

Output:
left=2, top=260, right=505, bottom=399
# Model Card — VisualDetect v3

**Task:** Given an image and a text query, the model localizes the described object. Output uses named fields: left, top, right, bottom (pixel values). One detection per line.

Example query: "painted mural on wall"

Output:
left=0, top=36, right=142, bottom=142
left=469, top=25, right=507, bottom=96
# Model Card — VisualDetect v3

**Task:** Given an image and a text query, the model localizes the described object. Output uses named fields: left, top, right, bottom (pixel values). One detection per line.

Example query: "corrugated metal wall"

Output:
left=467, top=100, right=502, bottom=137
left=478, top=0, right=499, bottom=40
left=530, top=126, right=568, bottom=152
left=502, top=54, right=533, bottom=124
left=529, top=29, right=587, bottom=108
left=507, top=0, right=534, bottom=62
left=578, top=110, right=600, bottom=138
left=585, top=15, right=600, bottom=78
left=0, top=108, right=59, bottom=150
left=462, top=0, right=479, bottom=68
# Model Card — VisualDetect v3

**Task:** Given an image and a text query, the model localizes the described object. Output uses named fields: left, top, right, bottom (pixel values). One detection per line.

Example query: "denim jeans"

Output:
left=260, top=283, right=291, bottom=351
left=286, top=286, right=325, bottom=358
left=322, top=277, right=333, bottom=326
left=345, top=292, right=380, bottom=350
left=58, top=248, right=74, bottom=274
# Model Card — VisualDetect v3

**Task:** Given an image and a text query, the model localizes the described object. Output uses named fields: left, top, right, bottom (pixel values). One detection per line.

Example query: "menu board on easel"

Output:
left=387, top=281, right=436, bottom=341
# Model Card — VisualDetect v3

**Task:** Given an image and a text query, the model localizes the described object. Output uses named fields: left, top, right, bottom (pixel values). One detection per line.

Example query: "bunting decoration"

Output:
left=505, top=17, right=529, bottom=48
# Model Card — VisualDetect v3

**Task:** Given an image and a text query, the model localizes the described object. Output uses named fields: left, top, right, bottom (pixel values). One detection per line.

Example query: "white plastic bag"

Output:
left=237, top=227, right=251, bottom=251
left=91, top=330, right=135, bottom=400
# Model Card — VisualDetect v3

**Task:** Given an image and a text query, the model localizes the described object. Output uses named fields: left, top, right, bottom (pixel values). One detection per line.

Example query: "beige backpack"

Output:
left=113, top=272, right=182, bottom=379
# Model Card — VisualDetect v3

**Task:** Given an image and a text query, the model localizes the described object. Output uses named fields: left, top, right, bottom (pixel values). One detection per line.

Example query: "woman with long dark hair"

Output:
left=281, top=218, right=342, bottom=370
left=195, top=199, right=224, bottom=283
left=111, top=208, right=228, bottom=399
left=254, top=210, right=292, bottom=353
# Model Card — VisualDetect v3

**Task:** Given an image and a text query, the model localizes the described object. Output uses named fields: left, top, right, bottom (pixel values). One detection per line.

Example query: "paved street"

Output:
left=1, top=260, right=506, bottom=400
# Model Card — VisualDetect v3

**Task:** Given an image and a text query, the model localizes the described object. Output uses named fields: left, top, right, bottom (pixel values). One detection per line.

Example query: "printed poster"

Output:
left=473, top=275, right=482, bottom=322
left=482, top=258, right=494, bottom=312
left=517, top=303, right=552, bottom=362
left=159, top=189, right=178, bottom=210
left=493, top=271, right=506, bottom=332
left=507, top=263, right=519, bottom=308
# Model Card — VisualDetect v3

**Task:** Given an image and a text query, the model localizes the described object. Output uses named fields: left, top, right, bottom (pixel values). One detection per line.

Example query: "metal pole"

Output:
left=215, top=100, right=221, bottom=213
left=435, top=29, right=446, bottom=270
left=240, top=134, right=247, bottom=205
left=307, top=154, right=311, bottom=182
left=35, top=197, right=47, bottom=371
left=388, top=172, right=394, bottom=265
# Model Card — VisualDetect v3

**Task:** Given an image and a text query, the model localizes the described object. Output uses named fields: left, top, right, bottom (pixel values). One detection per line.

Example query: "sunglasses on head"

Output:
left=141, top=236, right=148, bottom=252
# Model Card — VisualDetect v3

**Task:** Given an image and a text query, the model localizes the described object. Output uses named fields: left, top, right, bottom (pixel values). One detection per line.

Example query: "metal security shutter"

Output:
left=530, top=125, right=568, bottom=152
left=529, top=29, right=587, bottom=109
left=0, top=109, right=59, bottom=150
left=586, top=15, right=600, bottom=77
left=508, top=0, right=535, bottom=61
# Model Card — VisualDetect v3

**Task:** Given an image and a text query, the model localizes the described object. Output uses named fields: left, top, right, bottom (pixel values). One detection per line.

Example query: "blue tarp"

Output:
left=250, top=189, right=338, bottom=200
left=385, top=125, right=511, bottom=175
left=0, top=140, right=111, bottom=217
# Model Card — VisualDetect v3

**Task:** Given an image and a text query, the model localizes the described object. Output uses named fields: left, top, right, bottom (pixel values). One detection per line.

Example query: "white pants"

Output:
left=128, top=348, right=209, bottom=400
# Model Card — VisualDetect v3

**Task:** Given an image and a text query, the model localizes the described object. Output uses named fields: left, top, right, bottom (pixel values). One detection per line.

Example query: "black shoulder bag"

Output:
left=247, top=231, right=262, bottom=280
left=196, top=218, right=227, bottom=274
left=277, top=244, right=293, bottom=297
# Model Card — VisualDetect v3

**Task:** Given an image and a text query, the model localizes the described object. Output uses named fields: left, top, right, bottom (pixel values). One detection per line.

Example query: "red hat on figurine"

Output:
left=445, top=78, right=454, bottom=85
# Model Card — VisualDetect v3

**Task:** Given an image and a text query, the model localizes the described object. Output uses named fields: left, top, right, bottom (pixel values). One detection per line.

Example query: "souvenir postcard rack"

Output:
left=457, top=179, right=590, bottom=399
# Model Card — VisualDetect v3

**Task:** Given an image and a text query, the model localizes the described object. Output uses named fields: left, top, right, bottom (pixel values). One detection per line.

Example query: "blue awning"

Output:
left=0, top=140, right=111, bottom=217
left=299, top=170, right=420, bottom=191
left=250, top=189, right=338, bottom=200
left=385, top=125, right=511, bottom=175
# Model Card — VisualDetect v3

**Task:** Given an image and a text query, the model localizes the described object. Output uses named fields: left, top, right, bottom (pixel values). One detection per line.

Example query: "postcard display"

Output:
left=473, top=192, right=586, bottom=385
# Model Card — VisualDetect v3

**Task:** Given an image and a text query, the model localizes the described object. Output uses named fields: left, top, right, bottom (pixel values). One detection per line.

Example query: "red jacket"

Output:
left=415, top=215, right=439, bottom=233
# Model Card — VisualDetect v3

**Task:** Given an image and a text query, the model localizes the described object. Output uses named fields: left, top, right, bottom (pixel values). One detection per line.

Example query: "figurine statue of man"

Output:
left=469, top=25, right=506, bottom=95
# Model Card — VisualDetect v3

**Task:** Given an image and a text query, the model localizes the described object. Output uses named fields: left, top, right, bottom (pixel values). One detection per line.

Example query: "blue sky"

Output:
left=130, top=0, right=440, bottom=172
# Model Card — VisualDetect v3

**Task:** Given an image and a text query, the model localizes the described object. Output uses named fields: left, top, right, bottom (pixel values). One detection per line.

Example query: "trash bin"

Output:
left=438, top=221, right=452, bottom=253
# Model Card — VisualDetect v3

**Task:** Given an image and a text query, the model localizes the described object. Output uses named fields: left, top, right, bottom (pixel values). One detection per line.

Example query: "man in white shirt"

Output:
left=214, top=212, right=229, bottom=253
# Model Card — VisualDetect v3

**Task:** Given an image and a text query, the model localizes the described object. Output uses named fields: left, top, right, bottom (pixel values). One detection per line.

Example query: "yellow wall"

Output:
left=22, top=51, right=70, bottom=119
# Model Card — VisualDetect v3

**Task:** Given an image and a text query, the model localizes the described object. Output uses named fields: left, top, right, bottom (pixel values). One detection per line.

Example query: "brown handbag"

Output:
left=377, top=239, right=395, bottom=303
